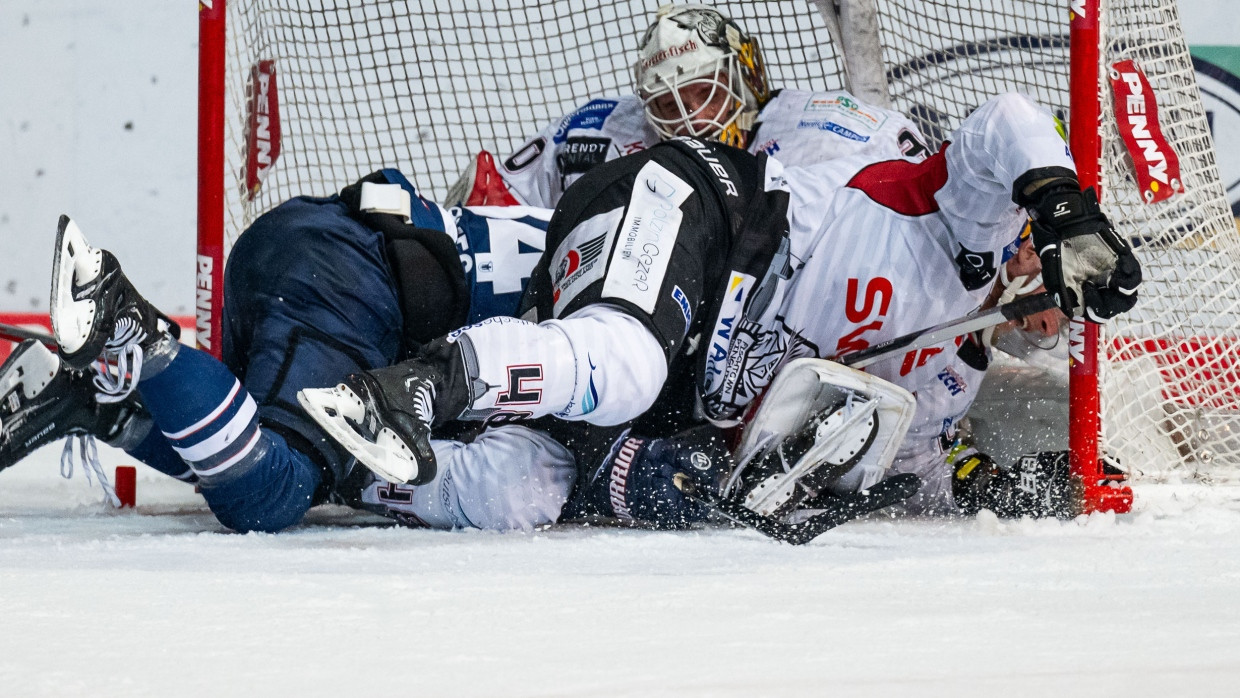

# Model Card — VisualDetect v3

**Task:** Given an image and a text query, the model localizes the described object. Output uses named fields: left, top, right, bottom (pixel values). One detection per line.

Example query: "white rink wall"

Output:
left=0, top=1, right=198, bottom=316
left=0, top=0, right=1235, bottom=316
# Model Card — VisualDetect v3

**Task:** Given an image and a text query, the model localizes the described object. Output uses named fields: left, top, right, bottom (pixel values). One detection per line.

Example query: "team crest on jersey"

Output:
left=703, top=318, right=816, bottom=420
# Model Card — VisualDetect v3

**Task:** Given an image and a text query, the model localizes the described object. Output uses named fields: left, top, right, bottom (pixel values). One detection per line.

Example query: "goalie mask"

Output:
left=634, top=4, right=771, bottom=147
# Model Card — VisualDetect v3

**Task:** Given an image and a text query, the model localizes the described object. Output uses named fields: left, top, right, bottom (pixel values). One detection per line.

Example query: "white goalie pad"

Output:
left=728, top=358, right=916, bottom=516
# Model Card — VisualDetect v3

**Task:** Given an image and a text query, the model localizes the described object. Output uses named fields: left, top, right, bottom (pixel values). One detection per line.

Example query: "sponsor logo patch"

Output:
left=553, top=99, right=618, bottom=144
left=672, top=285, right=693, bottom=333
left=937, top=366, right=968, bottom=396
left=557, top=136, right=611, bottom=176
left=602, top=161, right=691, bottom=313
left=796, top=120, right=871, bottom=142
left=803, top=94, right=888, bottom=130
left=551, top=207, right=623, bottom=315
left=703, top=272, right=754, bottom=394
left=639, top=39, right=699, bottom=70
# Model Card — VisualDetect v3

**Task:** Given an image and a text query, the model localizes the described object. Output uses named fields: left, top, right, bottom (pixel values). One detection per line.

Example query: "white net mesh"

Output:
left=220, top=0, right=845, bottom=252
left=216, top=0, right=1238, bottom=477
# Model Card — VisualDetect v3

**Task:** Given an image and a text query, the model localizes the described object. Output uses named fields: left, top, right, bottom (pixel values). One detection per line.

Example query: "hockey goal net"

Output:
left=199, top=0, right=1239, bottom=496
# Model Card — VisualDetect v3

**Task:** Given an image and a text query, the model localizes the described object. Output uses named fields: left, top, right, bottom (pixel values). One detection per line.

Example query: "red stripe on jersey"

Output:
left=845, top=143, right=950, bottom=216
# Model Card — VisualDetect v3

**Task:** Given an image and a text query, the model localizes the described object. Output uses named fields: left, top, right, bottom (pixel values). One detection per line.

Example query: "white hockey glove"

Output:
left=1018, top=174, right=1142, bottom=322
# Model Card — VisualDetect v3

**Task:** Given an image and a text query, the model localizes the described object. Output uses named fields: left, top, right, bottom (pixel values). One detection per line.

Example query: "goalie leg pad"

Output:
left=731, top=358, right=916, bottom=517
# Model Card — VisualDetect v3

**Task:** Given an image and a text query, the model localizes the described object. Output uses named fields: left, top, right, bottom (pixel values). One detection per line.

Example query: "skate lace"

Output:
left=412, top=382, right=436, bottom=425
left=60, top=434, right=122, bottom=508
left=92, top=317, right=147, bottom=404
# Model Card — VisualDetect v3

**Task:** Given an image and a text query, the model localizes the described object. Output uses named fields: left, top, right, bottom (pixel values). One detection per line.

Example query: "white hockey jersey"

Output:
left=497, top=89, right=930, bottom=208
left=706, top=93, right=1075, bottom=424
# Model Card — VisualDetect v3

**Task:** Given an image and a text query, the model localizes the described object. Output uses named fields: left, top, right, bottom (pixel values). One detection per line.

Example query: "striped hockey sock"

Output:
left=137, top=346, right=266, bottom=483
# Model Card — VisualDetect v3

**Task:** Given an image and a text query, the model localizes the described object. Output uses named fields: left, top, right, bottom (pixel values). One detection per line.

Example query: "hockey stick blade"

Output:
left=0, top=322, right=56, bottom=346
left=674, top=472, right=921, bottom=545
left=840, top=291, right=1059, bottom=369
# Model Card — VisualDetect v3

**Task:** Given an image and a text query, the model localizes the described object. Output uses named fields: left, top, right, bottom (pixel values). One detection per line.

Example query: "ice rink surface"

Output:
left=3, top=445, right=1240, bottom=697
left=4, top=2, right=1240, bottom=695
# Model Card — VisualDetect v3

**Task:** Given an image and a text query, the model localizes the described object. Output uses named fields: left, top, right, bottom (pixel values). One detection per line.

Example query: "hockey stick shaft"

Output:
left=0, top=322, right=56, bottom=346
left=839, top=291, right=1059, bottom=369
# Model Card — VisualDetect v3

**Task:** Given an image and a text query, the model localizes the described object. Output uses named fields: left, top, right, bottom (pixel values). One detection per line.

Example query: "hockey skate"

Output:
left=50, top=216, right=180, bottom=400
left=0, top=339, right=142, bottom=474
left=297, top=361, right=442, bottom=486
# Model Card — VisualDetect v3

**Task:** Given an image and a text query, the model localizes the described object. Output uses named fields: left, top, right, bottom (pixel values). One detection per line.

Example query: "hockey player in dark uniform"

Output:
left=0, top=170, right=587, bottom=532
left=0, top=142, right=900, bottom=538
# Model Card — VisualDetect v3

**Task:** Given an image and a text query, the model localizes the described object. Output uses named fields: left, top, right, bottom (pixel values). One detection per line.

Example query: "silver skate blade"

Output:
left=296, top=385, right=422, bottom=485
left=50, top=216, right=102, bottom=355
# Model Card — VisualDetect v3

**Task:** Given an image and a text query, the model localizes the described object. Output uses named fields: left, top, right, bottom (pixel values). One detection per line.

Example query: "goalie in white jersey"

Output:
left=301, top=90, right=1142, bottom=532
left=447, top=4, right=931, bottom=210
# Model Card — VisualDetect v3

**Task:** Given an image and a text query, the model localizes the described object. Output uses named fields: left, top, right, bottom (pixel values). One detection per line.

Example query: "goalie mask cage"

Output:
left=199, top=0, right=1238, bottom=502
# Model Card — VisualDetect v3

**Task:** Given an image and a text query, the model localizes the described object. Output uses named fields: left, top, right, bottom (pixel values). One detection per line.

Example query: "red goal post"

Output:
left=198, top=0, right=1238, bottom=503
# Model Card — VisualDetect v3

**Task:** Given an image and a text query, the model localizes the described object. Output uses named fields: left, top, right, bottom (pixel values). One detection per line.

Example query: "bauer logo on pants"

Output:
left=602, top=161, right=691, bottom=314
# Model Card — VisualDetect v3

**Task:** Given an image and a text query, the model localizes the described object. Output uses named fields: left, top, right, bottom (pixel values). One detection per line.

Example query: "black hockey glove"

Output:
left=562, top=426, right=732, bottom=529
left=952, top=450, right=1078, bottom=519
left=1017, top=174, right=1142, bottom=322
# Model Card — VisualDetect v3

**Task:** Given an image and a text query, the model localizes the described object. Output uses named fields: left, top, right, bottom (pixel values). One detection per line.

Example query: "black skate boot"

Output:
left=298, top=358, right=466, bottom=486
left=1, top=339, right=144, bottom=474
left=50, top=216, right=180, bottom=398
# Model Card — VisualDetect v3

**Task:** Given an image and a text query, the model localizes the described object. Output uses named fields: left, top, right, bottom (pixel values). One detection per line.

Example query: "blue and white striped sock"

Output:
left=137, top=346, right=267, bottom=483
